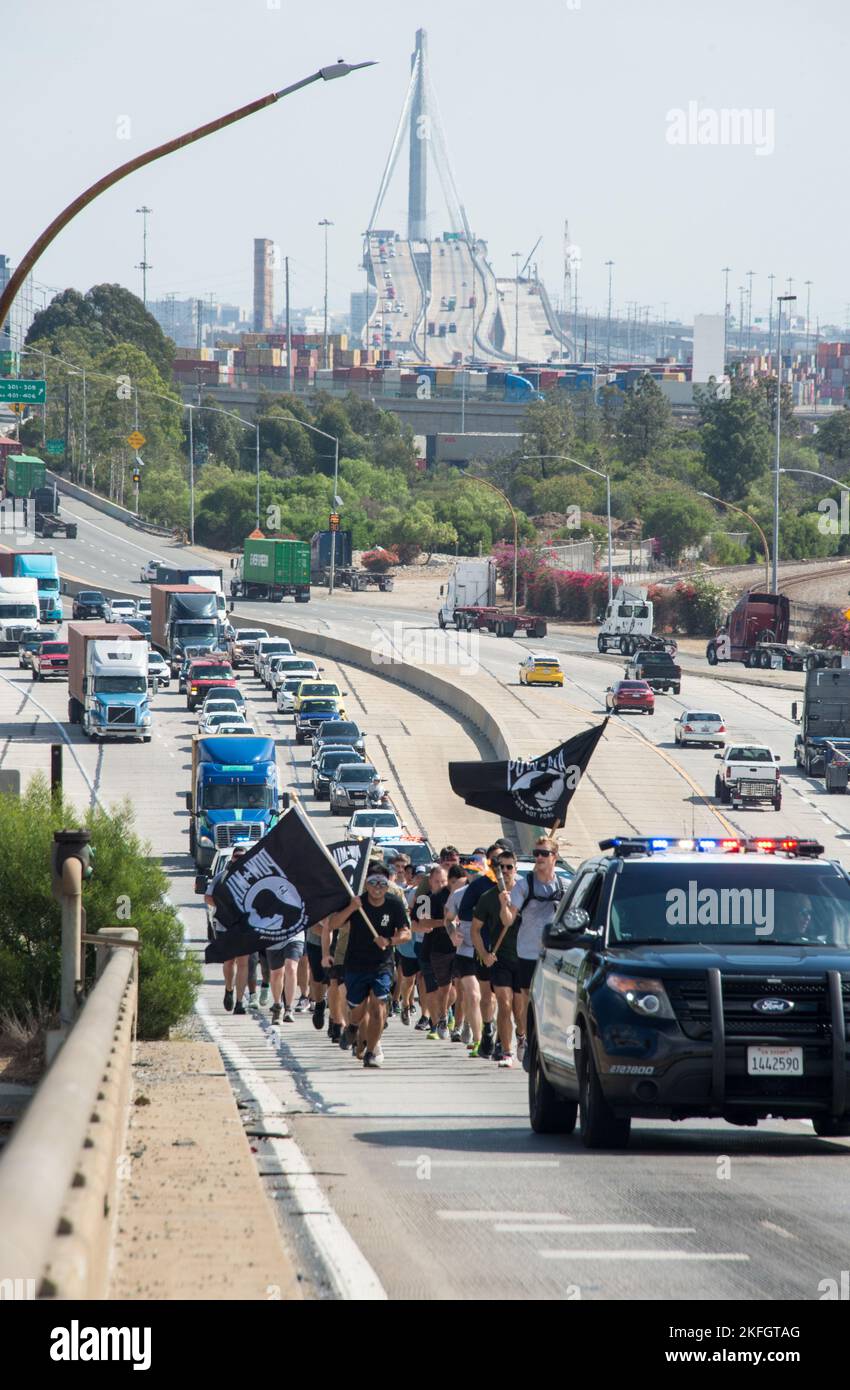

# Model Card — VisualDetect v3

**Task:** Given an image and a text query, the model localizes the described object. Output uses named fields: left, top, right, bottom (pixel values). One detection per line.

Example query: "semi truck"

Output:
left=67, top=622, right=152, bottom=742
left=5, top=454, right=46, bottom=499
left=706, top=590, right=840, bottom=671
left=4, top=457, right=77, bottom=538
left=437, top=558, right=547, bottom=638
left=229, top=538, right=311, bottom=603
left=597, top=586, right=654, bottom=655
left=187, top=733, right=286, bottom=868
left=0, top=550, right=62, bottom=624
left=150, top=583, right=221, bottom=674
left=0, top=577, right=40, bottom=652
left=32, top=484, right=77, bottom=539
left=151, top=566, right=225, bottom=621
left=310, top=529, right=353, bottom=578
left=792, top=667, right=850, bottom=783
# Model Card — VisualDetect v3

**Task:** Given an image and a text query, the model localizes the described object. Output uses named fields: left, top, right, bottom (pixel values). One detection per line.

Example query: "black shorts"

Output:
left=397, top=953, right=419, bottom=979
left=491, top=958, right=536, bottom=992
left=452, top=955, right=477, bottom=979
left=305, top=939, right=328, bottom=985
left=474, top=958, right=492, bottom=984
left=430, top=952, right=456, bottom=988
left=329, top=963, right=346, bottom=984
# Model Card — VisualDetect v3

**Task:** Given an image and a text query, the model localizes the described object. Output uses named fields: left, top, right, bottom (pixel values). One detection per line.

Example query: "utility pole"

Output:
left=804, top=279, right=813, bottom=364
left=285, top=255, right=293, bottom=392
left=767, top=272, right=775, bottom=366
left=196, top=298, right=203, bottom=351
left=573, top=260, right=579, bottom=364
left=563, top=220, right=571, bottom=362
left=745, top=269, right=755, bottom=355
left=721, top=266, right=731, bottom=365
left=738, top=286, right=745, bottom=353
left=318, top=218, right=333, bottom=369
left=772, top=293, right=796, bottom=592
left=135, top=206, right=152, bottom=306
left=605, top=260, right=614, bottom=367
left=512, top=251, right=521, bottom=361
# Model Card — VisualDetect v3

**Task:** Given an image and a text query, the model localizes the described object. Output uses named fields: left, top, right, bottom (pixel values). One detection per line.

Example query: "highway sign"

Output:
left=329, top=512, right=340, bottom=532
left=0, top=378, right=46, bottom=403
left=46, top=439, right=65, bottom=455
left=127, top=430, right=146, bottom=449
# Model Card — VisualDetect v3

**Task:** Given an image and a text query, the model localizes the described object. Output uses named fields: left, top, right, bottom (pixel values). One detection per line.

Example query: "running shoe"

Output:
left=312, top=1000, right=326, bottom=1031
left=498, top=1052, right=514, bottom=1069
left=468, top=1041, right=481, bottom=1058
left=295, top=995, right=310, bottom=1014
left=426, top=1028, right=440, bottom=1040
left=437, top=1019, right=450, bottom=1041
left=340, top=1023, right=358, bottom=1051
left=479, top=1025, right=494, bottom=1059
left=447, top=1010, right=456, bottom=1031
left=329, top=1022, right=342, bottom=1043
left=363, top=1049, right=383, bottom=1069
left=415, top=1016, right=431, bottom=1033
left=223, top=988, right=234, bottom=1013
left=270, top=1003, right=281, bottom=1025
left=247, top=993, right=258, bottom=1011
left=283, top=1008, right=295, bottom=1024
left=450, top=1028, right=463, bottom=1043
left=492, top=1040, right=503, bottom=1063
left=259, top=985, right=270, bottom=1008
left=461, top=1023, right=473, bottom=1046
left=391, top=1002, right=401, bottom=1017
left=233, top=1001, right=246, bottom=1016
left=401, top=1007, right=411, bottom=1026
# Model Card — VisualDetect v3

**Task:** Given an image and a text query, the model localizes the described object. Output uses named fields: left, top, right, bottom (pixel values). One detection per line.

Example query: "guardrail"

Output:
left=46, top=470, right=176, bottom=538
left=0, top=928, right=138, bottom=1299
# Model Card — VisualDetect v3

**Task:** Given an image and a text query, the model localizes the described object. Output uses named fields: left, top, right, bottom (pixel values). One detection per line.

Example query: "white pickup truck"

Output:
left=714, top=743, right=782, bottom=811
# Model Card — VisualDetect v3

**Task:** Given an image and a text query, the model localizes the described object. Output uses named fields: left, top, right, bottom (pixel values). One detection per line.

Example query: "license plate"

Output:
left=747, top=1046, right=803, bottom=1076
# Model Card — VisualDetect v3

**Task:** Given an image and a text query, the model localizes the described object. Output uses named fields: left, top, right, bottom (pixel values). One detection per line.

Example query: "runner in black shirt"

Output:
left=333, top=861, right=411, bottom=1068
left=411, top=865, right=453, bottom=1040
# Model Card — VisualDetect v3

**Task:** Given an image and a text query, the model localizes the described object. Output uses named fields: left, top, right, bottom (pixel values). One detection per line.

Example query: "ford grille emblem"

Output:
left=753, top=997, right=794, bottom=1014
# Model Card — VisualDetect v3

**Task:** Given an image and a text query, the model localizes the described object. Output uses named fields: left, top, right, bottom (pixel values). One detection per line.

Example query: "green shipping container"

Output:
left=6, top=454, right=47, bottom=499
left=243, top=537, right=311, bottom=586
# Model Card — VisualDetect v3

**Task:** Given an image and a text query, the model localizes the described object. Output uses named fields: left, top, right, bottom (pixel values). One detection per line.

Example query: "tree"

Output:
left=620, top=374, right=672, bottom=463
left=697, top=389, right=772, bottom=498
left=642, top=490, right=714, bottom=561
left=27, top=284, right=175, bottom=379
left=573, top=386, right=602, bottom=445
left=816, top=406, right=850, bottom=464
left=0, top=778, right=200, bottom=1039
left=185, top=395, right=244, bottom=470
left=520, top=392, right=575, bottom=463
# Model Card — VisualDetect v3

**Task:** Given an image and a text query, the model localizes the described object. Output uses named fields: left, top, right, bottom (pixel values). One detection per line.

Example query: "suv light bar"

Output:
left=599, top=836, right=824, bottom=859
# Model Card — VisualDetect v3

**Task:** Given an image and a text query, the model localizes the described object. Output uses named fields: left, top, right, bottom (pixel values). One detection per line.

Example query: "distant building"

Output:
left=253, top=239, right=274, bottom=332
left=0, top=254, right=37, bottom=353
left=350, top=289, right=377, bottom=342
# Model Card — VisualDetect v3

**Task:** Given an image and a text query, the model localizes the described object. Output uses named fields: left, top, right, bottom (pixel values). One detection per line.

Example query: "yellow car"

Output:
left=519, top=653, right=565, bottom=687
left=292, top=680, right=348, bottom=718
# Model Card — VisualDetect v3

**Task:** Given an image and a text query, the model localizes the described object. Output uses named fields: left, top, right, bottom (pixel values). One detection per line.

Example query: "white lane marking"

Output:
left=0, top=671, right=102, bottom=807
left=539, top=1249, right=750, bottom=1262
left=196, top=999, right=387, bottom=1301
left=759, top=1220, right=796, bottom=1239
left=496, top=1223, right=697, bottom=1235
left=541, top=1251, right=744, bottom=1262
left=60, top=505, right=172, bottom=563
left=397, top=1159, right=559, bottom=1169
left=438, top=1210, right=570, bottom=1222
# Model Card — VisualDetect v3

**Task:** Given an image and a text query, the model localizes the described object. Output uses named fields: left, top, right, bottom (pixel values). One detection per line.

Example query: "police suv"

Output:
left=526, top=834, right=850, bottom=1149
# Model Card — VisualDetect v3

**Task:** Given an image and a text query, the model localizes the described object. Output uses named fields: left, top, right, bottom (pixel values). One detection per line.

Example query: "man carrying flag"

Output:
left=332, top=860, right=411, bottom=1069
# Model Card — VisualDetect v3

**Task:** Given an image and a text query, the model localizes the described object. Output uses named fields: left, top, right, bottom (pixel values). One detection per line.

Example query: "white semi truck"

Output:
left=597, top=586, right=655, bottom=655
left=0, top=577, right=40, bottom=652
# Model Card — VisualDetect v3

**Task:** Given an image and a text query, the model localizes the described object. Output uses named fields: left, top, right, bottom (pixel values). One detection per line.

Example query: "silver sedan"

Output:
left=673, top=710, right=726, bottom=748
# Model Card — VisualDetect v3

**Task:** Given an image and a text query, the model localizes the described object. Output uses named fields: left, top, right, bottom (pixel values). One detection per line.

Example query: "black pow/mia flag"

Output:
left=448, top=722, right=608, bottom=828
left=205, top=805, right=354, bottom=963
left=326, top=839, right=373, bottom=894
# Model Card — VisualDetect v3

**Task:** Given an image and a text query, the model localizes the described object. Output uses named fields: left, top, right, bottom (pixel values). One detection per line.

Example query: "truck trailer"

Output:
left=437, top=558, right=546, bottom=638
left=150, top=584, right=220, bottom=674
left=707, top=590, right=840, bottom=671
left=0, top=550, right=62, bottom=624
left=0, top=577, right=40, bottom=651
left=67, top=622, right=152, bottom=741
left=230, top=538, right=311, bottom=603
left=792, top=667, right=850, bottom=782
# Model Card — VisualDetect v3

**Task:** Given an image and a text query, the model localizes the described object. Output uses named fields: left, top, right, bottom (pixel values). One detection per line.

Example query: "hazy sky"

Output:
left=5, top=0, right=849, bottom=328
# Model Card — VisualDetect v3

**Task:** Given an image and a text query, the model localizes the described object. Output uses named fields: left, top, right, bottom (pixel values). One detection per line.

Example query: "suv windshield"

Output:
left=321, top=750, right=362, bottom=771
left=352, top=812, right=397, bottom=827
left=609, top=862, right=850, bottom=947
left=202, top=785, right=272, bottom=811
left=190, top=666, right=231, bottom=680
left=338, top=765, right=377, bottom=784
left=319, top=723, right=358, bottom=740
left=301, top=699, right=339, bottom=713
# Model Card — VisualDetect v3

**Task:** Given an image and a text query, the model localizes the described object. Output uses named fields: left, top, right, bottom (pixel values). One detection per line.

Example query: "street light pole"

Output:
left=773, top=293, right=796, bottom=591
left=0, top=61, right=375, bottom=333
left=698, top=490, right=770, bottom=590
left=523, top=453, right=613, bottom=603
left=605, top=259, right=614, bottom=366
left=512, top=252, right=521, bottom=362
left=187, top=405, right=195, bottom=545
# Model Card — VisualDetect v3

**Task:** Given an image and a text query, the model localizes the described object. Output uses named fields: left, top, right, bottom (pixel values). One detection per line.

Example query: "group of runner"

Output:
left=209, top=836, right=569, bottom=1071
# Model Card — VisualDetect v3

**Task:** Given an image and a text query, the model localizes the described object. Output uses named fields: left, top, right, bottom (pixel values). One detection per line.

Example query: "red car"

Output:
left=605, top=679, right=654, bottom=715
left=32, top=641, right=69, bottom=681
left=186, top=658, right=237, bottom=711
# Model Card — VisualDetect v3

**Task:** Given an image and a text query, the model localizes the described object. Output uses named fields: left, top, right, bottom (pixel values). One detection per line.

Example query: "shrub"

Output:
left=0, top=778, right=201, bottom=1040
left=361, top=546, right=399, bottom=573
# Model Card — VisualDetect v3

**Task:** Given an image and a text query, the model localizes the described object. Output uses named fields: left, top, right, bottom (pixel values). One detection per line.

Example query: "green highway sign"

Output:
left=46, top=439, right=65, bottom=455
left=0, top=378, right=46, bottom=404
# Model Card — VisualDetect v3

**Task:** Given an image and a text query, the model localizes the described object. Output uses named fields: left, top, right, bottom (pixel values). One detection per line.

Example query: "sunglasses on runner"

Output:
left=498, top=861, right=517, bottom=871
left=366, top=873, right=389, bottom=886
left=533, top=849, right=555, bottom=857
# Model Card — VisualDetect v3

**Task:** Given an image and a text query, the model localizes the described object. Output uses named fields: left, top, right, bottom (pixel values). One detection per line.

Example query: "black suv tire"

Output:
left=812, top=1116, right=850, bottom=1138
left=579, top=1035, right=631, bottom=1149
left=528, top=1033, right=577, bottom=1135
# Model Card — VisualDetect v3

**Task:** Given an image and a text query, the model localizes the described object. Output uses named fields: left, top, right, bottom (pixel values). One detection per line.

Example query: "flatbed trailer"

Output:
left=317, top=566, right=394, bottom=592
left=35, top=512, right=77, bottom=539
left=454, top=606, right=547, bottom=638
left=743, top=641, right=842, bottom=672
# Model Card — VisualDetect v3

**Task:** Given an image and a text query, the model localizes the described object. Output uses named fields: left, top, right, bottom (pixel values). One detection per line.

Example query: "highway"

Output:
left=366, top=234, right=424, bottom=361
left=495, top=275, right=566, bottom=362
left=12, top=493, right=850, bottom=1301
